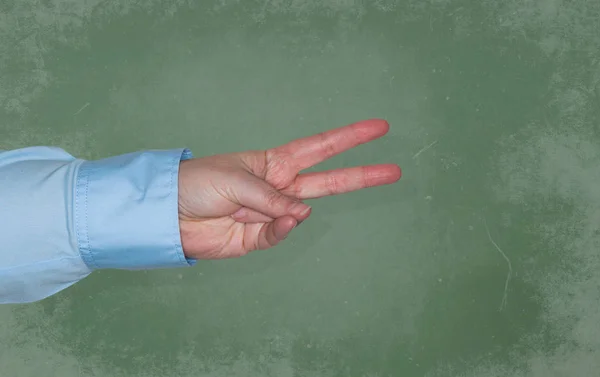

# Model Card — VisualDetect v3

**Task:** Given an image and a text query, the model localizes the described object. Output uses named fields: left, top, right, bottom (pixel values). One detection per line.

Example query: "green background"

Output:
left=1, top=1, right=599, bottom=376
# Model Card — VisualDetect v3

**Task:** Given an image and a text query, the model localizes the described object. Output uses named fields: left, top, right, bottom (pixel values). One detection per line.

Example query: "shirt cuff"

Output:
left=74, top=148, right=196, bottom=270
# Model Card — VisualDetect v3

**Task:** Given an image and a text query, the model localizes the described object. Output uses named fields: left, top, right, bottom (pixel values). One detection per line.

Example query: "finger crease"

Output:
left=362, top=166, right=370, bottom=188
left=327, top=171, right=339, bottom=195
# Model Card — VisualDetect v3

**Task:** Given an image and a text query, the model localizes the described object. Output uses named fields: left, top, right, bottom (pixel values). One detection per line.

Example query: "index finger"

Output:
left=269, top=119, right=390, bottom=172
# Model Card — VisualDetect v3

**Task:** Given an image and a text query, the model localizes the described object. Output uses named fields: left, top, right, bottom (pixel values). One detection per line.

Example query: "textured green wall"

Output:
left=1, top=1, right=599, bottom=376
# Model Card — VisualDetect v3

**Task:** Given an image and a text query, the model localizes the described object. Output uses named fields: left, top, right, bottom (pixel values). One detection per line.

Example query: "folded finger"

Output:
left=255, top=216, right=297, bottom=250
left=231, top=207, right=274, bottom=223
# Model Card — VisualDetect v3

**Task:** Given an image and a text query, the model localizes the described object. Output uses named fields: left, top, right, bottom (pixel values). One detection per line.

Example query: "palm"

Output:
left=178, top=119, right=402, bottom=259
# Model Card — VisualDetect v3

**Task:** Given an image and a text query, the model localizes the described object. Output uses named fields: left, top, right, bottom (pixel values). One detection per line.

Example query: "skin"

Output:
left=178, top=119, right=402, bottom=259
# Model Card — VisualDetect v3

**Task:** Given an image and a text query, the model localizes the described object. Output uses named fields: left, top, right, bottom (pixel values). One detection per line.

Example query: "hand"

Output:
left=177, top=119, right=401, bottom=259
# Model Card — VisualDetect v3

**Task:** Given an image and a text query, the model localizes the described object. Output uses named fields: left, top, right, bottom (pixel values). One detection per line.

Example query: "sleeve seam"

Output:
left=75, top=161, right=98, bottom=270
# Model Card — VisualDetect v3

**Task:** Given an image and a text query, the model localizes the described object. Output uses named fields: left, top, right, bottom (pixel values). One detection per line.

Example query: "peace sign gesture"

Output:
left=178, top=119, right=401, bottom=259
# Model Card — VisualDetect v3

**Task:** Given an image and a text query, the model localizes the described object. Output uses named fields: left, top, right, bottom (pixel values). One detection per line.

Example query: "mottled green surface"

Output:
left=1, top=1, right=600, bottom=376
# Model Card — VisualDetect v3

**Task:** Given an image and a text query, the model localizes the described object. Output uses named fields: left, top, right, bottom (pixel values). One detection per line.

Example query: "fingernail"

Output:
left=300, top=206, right=311, bottom=216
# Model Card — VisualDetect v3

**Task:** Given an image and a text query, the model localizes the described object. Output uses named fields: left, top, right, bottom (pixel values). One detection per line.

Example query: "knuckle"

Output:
left=361, top=165, right=371, bottom=188
left=265, top=189, right=283, bottom=207
left=326, top=171, right=341, bottom=195
left=265, top=151, right=295, bottom=189
left=319, top=132, right=337, bottom=158
left=265, top=190, right=279, bottom=205
left=238, top=249, right=252, bottom=257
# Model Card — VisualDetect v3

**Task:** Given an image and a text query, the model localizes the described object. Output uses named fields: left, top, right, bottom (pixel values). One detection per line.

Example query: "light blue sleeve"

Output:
left=0, top=147, right=196, bottom=304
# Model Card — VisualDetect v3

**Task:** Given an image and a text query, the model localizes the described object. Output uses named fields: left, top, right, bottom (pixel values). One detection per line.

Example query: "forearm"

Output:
left=0, top=147, right=194, bottom=304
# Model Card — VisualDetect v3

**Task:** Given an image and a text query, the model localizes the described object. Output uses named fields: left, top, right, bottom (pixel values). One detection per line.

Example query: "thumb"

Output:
left=235, top=176, right=312, bottom=221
